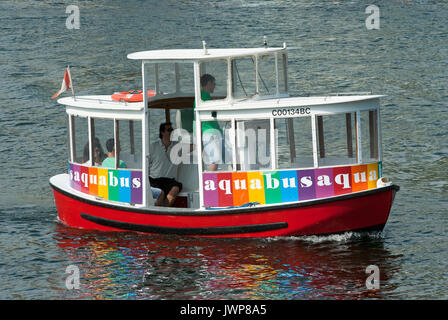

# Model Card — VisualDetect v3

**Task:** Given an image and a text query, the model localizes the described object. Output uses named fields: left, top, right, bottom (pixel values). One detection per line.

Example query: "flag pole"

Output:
left=68, top=65, right=76, bottom=100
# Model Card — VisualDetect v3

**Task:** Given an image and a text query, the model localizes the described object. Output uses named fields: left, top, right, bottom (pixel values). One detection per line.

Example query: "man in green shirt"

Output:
left=198, top=74, right=222, bottom=134
left=181, top=73, right=219, bottom=133
left=102, top=138, right=127, bottom=169
left=195, top=74, right=226, bottom=171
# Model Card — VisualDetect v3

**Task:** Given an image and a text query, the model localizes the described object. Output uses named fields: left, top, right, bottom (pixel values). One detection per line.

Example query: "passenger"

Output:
left=197, top=74, right=224, bottom=171
left=82, top=137, right=107, bottom=166
left=151, top=187, right=165, bottom=206
left=149, top=122, right=183, bottom=207
left=199, top=74, right=216, bottom=103
left=182, top=73, right=217, bottom=135
left=101, top=138, right=127, bottom=168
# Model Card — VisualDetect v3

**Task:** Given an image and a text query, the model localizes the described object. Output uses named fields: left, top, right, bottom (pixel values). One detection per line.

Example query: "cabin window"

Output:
left=360, top=109, right=379, bottom=163
left=316, top=113, right=357, bottom=167
left=70, top=115, right=89, bottom=164
left=144, top=64, right=157, bottom=96
left=236, top=119, right=271, bottom=171
left=257, top=54, right=277, bottom=96
left=88, top=118, right=114, bottom=168
left=232, top=57, right=256, bottom=99
left=176, top=63, right=195, bottom=94
left=275, top=117, right=313, bottom=169
left=158, top=63, right=195, bottom=95
left=156, top=63, right=176, bottom=95
left=143, top=62, right=195, bottom=97
left=117, top=120, right=142, bottom=169
left=199, top=60, right=227, bottom=101
left=201, top=120, right=233, bottom=172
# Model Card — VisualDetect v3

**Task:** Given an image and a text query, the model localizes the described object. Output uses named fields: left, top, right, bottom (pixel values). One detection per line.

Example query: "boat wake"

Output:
left=265, top=231, right=385, bottom=243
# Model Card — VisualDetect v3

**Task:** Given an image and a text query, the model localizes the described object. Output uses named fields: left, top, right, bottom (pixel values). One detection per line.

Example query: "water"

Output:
left=0, top=0, right=447, bottom=300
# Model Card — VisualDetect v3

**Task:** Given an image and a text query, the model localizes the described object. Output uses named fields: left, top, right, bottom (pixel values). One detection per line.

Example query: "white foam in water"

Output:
left=266, top=231, right=384, bottom=243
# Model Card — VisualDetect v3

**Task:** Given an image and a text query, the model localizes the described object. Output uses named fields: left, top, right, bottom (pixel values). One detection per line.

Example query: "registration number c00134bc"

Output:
left=271, top=107, right=311, bottom=117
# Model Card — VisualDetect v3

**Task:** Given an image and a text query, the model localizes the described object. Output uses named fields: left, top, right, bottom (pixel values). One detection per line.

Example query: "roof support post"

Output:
left=231, top=118, right=237, bottom=171
left=227, top=58, right=232, bottom=102
left=142, top=61, right=154, bottom=206
left=194, top=62, right=205, bottom=209
left=255, top=55, right=259, bottom=95
left=287, top=118, right=296, bottom=163
left=174, top=63, right=180, bottom=94
left=69, top=115, right=75, bottom=163
left=275, top=53, right=279, bottom=95
left=88, top=117, right=95, bottom=164
left=376, top=106, right=383, bottom=162
left=270, top=117, right=276, bottom=170
left=311, top=115, right=318, bottom=168
left=356, top=111, right=363, bottom=164
left=282, top=53, right=288, bottom=93
left=346, top=113, right=353, bottom=158
left=317, top=116, right=325, bottom=158
left=154, top=63, right=159, bottom=94
left=369, top=110, right=378, bottom=160
left=114, top=119, right=119, bottom=169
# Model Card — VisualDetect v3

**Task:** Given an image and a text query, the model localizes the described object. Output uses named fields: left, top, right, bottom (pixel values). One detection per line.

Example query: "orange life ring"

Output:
left=111, top=90, right=156, bottom=102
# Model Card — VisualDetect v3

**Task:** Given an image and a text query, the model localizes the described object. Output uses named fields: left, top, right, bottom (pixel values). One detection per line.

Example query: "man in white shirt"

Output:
left=149, top=122, right=183, bottom=206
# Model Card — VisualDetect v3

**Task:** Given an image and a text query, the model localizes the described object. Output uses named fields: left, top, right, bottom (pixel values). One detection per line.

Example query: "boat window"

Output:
left=232, top=57, right=256, bottom=99
left=202, top=121, right=234, bottom=171
left=199, top=60, right=227, bottom=101
left=360, top=109, right=379, bottom=163
left=201, top=120, right=233, bottom=172
left=155, top=63, right=176, bottom=95
left=90, top=118, right=115, bottom=168
left=317, top=113, right=357, bottom=167
left=118, top=120, right=142, bottom=169
left=275, top=117, right=313, bottom=169
left=236, top=119, right=271, bottom=171
left=176, top=63, right=195, bottom=94
left=143, top=62, right=195, bottom=98
left=70, top=115, right=89, bottom=164
left=144, top=64, right=157, bottom=96
left=257, top=54, right=277, bottom=96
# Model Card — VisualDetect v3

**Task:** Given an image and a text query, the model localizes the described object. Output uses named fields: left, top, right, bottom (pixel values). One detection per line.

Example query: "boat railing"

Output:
left=72, top=96, right=135, bottom=106
left=327, top=91, right=372, bottom=96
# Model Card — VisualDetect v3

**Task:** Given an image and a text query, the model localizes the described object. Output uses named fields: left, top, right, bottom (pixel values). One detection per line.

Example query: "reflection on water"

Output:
left=54, top=224, right=402, bottom=300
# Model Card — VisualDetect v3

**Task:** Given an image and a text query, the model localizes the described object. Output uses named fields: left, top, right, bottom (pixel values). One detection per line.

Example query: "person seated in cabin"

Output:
left=101, top=138, right=127, bottom=169
left=100, top=139, right=164, bottom=205
left=150, top=187, right=165, bottom=206
left=149, top=122, right=183, bottom=207
left=82, top=137, right=107, bottom=166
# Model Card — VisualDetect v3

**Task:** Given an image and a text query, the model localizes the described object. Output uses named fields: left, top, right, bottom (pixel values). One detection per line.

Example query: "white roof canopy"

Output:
left=127, top=47, right=286, bottom=61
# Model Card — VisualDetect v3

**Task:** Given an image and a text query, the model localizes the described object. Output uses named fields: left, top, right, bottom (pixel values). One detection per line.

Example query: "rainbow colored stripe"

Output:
left=202, top=162, right=382, bottom=207
left=69, top=163, right=143, bottom=204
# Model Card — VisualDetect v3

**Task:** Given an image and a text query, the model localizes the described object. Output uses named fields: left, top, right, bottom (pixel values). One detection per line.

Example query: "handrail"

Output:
left=72, top=96, right=131, bottom=106
left=327, top=92, right=372, bottom=96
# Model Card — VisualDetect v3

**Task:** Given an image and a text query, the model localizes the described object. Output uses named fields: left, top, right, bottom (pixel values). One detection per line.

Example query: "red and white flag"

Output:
left=52, top=67, right=74, bottom=99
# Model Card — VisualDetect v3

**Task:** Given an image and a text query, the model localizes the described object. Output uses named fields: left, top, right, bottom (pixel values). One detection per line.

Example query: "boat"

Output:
left=50, top=43, right=399, bottom=238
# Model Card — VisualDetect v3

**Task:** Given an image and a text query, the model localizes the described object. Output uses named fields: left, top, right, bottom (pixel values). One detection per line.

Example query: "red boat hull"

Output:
left=51, top=183, right=399, bottom=238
